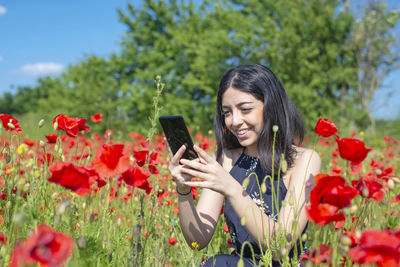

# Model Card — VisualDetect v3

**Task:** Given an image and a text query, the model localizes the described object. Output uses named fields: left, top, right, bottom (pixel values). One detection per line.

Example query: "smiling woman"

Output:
left=164, top=63, right=321, bottom=266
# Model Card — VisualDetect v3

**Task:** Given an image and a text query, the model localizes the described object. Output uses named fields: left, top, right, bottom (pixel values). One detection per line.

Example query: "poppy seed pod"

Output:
left=7, top=122, right=15, bottom=129
left=38, top=119, right=45, bottom=128
left=387, top=179, right=395, bottom=190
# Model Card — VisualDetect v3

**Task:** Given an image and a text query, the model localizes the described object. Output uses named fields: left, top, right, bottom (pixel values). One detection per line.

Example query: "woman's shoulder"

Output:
left=293, top=146, right=321, bottom=163
left=289, top=146, right=322, bottom=180
left=220, top=147, right=243, bottom=170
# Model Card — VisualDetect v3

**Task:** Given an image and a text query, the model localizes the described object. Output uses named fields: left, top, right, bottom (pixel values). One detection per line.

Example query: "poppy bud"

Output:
left=281, top=156, right=287, bottom=173
left=53, top=121, right=58, bottom=130
left=301, top=233, right=307, bottom=242
left=286, top=233, right=292, bottom=242
left=392, top=177, right=400, bottom=183
left=7, top=122, right=15, bottom=129
left=340, top=235, right=352, bottom=246
left=281, top=200, right=286, bottom=207
left=78, top=236, right=87, bottom=248
left=362, top=187, right=369, bottom=198
left=374, top=168, right=382, bottom=175
left=132, top=225, right=141, bottom=239
left=355, top=230, right=362, bottom=239
left=56, top=200, right=70, bottom=215
left=273, top=125, right=279, bottom=132
left=12, top=212, right=26, bottom=227
left=240, top=216, right=246, bottom=226
left=289, top=196, right=294, bottom=206
left=387, top=179, right=395, bottom=190
left=23, top=182, right=30, bottom=192
left=237, top=259, right=244, bottom=267
left=261, top=183, right=266, bottom=193
left=39, top=140, right=45, bottom=148
left=38, top=119, right=45, bottom=128
left=242, top=177, right=250, bottom=188
left=350, top=205, right=358, bottom=214
left=281, top=247, right=287, bottom=256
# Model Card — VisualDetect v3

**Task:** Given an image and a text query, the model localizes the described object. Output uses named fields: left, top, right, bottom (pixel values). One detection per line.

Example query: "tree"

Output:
left=116, top=0, right=359, bottom=131
left=349, top=0, right=400, bottom=127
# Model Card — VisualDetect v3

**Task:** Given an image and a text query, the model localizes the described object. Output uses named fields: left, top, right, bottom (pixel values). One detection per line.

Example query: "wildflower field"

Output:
left=0, top=110, right=399, bottom=267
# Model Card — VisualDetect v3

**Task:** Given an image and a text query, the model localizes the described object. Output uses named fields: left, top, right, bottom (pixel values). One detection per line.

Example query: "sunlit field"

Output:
left=0, top=113, right=399, bottom=267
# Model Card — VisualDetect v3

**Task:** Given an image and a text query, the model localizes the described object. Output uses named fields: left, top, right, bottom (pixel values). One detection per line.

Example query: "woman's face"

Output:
left=221, top=87, right=264, bottom=157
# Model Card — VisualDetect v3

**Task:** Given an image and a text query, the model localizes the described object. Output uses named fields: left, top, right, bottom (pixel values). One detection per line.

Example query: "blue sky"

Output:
left=0, top=0, right=399, bottom=119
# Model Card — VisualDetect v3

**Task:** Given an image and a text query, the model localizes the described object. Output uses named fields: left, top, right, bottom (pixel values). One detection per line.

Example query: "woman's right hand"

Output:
left=164, top=138, right=193, bottom=194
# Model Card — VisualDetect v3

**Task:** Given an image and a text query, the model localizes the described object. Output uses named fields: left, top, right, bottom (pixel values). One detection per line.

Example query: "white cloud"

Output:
left=20, top=62, right=64, bottom=75
left=0, top=56, right=3, bottom=63
left=0, top=5, right=6, bottom=16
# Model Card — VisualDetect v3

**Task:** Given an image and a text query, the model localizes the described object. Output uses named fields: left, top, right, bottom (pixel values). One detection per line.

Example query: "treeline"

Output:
left=1, top=0, right=399, bottom=135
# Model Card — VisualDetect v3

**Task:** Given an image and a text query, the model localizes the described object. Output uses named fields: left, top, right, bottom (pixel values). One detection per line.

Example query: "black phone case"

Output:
left=159, top=115, right=198, bottom=160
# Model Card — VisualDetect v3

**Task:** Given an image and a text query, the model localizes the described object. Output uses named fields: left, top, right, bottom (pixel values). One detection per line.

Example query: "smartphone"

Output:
left=159, top=115, right=199, bottom=160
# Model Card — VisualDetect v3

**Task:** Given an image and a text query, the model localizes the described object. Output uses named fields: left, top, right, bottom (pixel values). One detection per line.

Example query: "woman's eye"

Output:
left=242, top=108, right=252, bottom=113
left=222, top=111, right=231, bottom=117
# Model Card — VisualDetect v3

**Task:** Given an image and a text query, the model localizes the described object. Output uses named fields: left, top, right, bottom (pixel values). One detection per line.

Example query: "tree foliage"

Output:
left=1, top=0, right=398, bottom=135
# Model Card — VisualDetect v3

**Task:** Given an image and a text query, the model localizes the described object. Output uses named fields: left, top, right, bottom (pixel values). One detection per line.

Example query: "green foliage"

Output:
left=0, top=0, right=398, bottom=135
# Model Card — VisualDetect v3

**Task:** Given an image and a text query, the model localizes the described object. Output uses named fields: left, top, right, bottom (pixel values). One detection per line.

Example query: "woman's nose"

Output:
left=231, top=111, right=243, bottom=127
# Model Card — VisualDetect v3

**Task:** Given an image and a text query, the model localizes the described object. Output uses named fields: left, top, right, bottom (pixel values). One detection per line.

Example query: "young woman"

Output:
left=165, top=63, right=321, bottom=266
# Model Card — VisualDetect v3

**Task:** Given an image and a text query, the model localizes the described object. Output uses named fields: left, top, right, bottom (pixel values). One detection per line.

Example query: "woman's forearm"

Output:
left=178, top=193, right=213, bottom=249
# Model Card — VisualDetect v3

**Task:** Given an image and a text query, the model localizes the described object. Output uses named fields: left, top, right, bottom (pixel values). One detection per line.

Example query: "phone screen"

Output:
left=159, top=115, right=198, bottom=160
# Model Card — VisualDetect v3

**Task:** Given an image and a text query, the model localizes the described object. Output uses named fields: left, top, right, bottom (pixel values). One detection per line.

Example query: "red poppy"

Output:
left=133, top=150, right=148, bottom=167
left=91, top=143, right=130, bottom=178
left=9, top=224, right=74, bottom=267
left=53, top=114, right=80, bottom=137
left=336, top=137, right=372, bottom=163
left=90, top=113, right=103, bottom=123
left=300, top=244, right=331, bottom=265
left=45, top=133, right=58, bottom=144
left=168, top=237, right=177, bottom=245
left=24, top=139, right=35, bottom=147
left=0, top=114, right=22, bottom=134
left=349, top=229, right=400, bottom=267
left=84, top=165, right=107, bottom=189
left=314, top=117, right=338, bottom=137
left=74, top=117, right=90, bottom=133
left=310, top=174, right=358, bottom=209
left=330, top=165, right=342, bottom=175
left=0, top=232, right=6, bottom=245
left=104, top=129, right=114, bottom=139
left=133, top=150, right=159, bottom=174
left=392, top=194, right=400, bottom=204
left=352, top=177, right=384, bottom=202
left=120, top=166, right=152, bottom=194
left=48, top=162, right=97, bottom=196
left=305, top=203, right=346, bottom=226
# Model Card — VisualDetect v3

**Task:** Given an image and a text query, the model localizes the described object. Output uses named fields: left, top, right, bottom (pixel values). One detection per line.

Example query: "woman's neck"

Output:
left=244, top=146, right=258, bottom=157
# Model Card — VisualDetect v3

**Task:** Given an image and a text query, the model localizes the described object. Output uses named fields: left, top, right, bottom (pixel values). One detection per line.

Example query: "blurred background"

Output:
left=0, top=0, right=399, bottom=139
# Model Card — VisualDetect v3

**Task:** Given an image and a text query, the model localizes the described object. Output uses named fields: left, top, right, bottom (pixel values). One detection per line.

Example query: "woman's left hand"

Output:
left=179, top=145, right=235, bottom=195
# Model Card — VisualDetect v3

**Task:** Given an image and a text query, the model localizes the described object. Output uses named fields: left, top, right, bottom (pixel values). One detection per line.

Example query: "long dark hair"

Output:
left=214, top=63, right=304, bottom=175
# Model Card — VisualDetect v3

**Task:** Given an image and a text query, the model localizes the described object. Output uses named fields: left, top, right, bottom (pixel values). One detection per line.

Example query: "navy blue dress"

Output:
left=201, top=152, right=305, bottom=267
